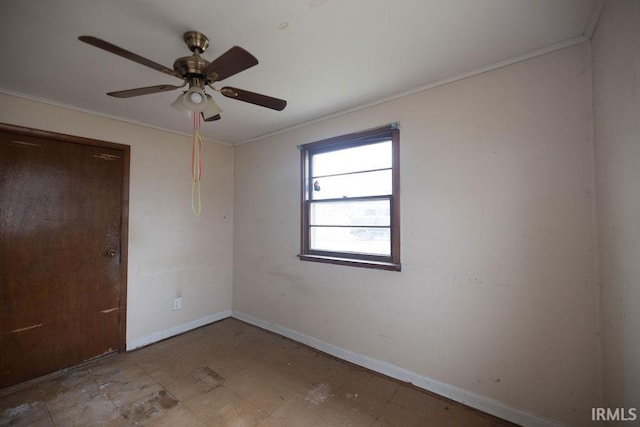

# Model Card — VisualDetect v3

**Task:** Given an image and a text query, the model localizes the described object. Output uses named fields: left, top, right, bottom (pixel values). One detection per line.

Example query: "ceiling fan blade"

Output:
left=202, top=113, right=222, bottom=122
left=79, top=35, right=181, bottom=79
left=107, top=84, right=183, bottom=98
left=220, top=87, right=287, bottom=111
left=202, top=46, right=258, bottom=82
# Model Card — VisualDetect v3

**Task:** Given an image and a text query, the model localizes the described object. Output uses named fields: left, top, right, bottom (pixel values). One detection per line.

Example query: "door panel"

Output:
left=0, top=128, right=127, bottom=388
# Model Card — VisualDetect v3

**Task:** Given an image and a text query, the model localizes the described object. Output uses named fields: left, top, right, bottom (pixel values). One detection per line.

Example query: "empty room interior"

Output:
left=0, top=1, right=639, bottom=426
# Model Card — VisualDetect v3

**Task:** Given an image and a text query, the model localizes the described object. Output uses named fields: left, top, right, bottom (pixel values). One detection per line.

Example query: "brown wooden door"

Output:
left=0, top=126, right=128, bottom=388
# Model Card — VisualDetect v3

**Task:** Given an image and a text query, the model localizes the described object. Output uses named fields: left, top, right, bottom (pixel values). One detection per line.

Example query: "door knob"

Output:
left=107, top=248, right=118, bottom=257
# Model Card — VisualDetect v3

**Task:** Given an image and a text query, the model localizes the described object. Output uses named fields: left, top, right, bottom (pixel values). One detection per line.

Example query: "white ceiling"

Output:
left=0, top=0, right=597, bottom=144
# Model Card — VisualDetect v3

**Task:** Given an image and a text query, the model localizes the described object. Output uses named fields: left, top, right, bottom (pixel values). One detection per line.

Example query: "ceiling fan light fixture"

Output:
left=170, top=92, right=192, bottom=116
left=202, top=95, right=223, bottom=120
left=183, top=86, right=208, bottom=112
left=190, top=92, right=203, bottom=104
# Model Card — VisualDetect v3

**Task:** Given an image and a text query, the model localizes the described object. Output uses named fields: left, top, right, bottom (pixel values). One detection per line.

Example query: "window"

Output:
left=298, top=125, right=400, bottom=271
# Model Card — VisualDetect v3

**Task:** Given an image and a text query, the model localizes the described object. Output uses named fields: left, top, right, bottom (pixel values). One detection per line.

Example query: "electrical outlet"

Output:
left=173, top=297, right=182, bottom=311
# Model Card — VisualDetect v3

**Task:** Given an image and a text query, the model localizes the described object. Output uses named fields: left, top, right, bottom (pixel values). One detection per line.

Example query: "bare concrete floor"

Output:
left=0, top=318, right=517, bottom=426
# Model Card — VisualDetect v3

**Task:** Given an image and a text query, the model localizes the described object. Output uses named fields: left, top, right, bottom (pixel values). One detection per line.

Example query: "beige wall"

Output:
left=0, top=92, right=234, bottom=349
left=233, top=42, right=600, bottom=426
left=593, top=0, right=640, bottom=411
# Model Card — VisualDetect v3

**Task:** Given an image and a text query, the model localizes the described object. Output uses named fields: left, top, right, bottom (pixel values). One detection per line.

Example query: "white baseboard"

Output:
left=127, top=310, right=232, bottom=351
left=232, top=310, right=563, bottom=427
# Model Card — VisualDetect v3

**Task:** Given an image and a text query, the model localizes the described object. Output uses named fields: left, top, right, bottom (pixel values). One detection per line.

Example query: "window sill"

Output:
left=298, top=254, right=401, bottom=272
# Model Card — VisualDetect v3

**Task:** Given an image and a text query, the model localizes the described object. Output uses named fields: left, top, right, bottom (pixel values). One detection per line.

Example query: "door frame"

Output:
left=0, top=123, right=130, bottom=353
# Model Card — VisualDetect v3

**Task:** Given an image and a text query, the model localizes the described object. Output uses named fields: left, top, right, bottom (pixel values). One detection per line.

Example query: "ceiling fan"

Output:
left=78, top=31, right=287, bottom=122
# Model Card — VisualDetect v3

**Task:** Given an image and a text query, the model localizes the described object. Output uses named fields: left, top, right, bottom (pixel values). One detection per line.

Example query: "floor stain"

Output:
left=192, top=367, right=225, bottom=393
left=1, top=401, right=41, bottom=418
left=120, top=389, right=178, bottom=423
left=305, top=383, right=330, bottom=405
left=158, top=390, right=179, bottom=409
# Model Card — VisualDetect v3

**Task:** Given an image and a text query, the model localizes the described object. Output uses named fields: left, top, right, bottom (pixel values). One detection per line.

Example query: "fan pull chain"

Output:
left=191, top=112, right=203, bottom=216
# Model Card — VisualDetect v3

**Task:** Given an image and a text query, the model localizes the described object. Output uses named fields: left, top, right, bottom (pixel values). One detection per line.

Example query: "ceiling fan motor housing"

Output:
left=174, top=55, right=209, bottom=79
left=174, top=32, right=218, bottom=83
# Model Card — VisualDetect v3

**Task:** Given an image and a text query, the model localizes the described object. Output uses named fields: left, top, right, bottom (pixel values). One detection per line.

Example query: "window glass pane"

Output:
left=310, top=199, right=390, bottom=226
left=311, top=169, right=391, bottom=200
left=310, top=226, right=391, bottom=256
left=312, top=141, right=391, bottom=177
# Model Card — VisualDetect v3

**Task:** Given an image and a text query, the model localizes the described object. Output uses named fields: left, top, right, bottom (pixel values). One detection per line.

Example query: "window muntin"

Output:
left=299, top=125, right=400, bottom=271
